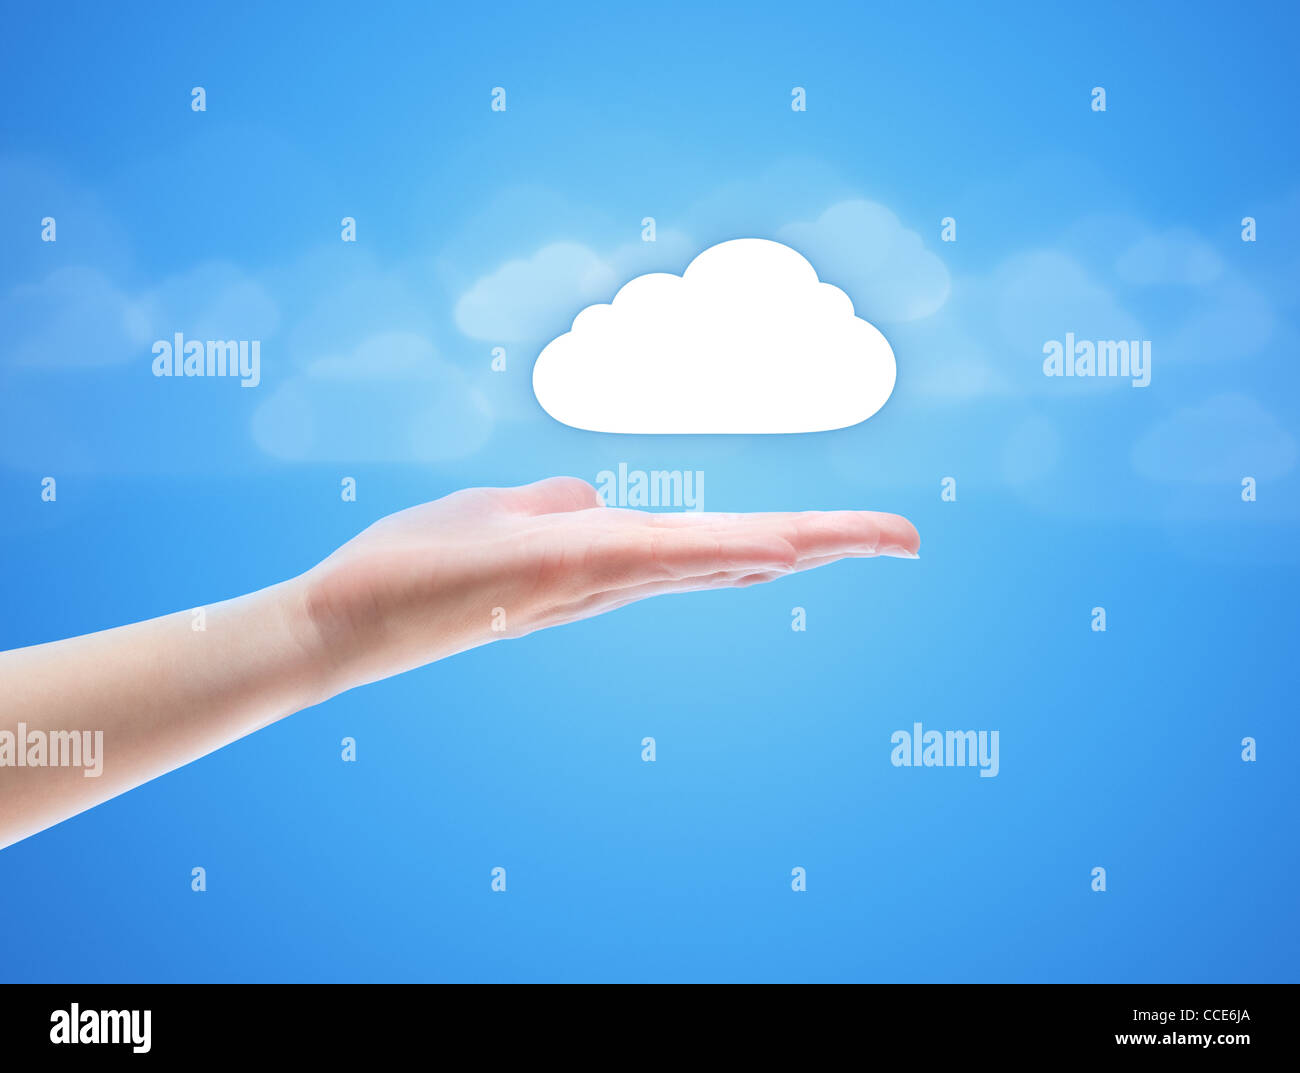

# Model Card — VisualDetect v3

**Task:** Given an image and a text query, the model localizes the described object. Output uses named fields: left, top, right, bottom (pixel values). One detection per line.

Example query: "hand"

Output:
left=0, top=476, right=918, bottom=849
left=298, top=476, right=920, bottom=694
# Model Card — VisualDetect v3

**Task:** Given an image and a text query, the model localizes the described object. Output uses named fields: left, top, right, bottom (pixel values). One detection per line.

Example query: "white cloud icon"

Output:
left=532, top=238, right=897, bottom=434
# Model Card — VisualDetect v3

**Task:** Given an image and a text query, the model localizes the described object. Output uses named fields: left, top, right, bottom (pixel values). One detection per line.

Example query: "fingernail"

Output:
left=879, top=546, right=919, bottom=559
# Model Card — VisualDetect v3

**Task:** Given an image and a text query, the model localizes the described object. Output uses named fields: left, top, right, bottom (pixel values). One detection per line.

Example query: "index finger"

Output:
left=566, top=508, right=920, bottom=588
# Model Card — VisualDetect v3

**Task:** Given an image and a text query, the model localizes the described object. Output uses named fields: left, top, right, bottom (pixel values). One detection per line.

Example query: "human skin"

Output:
left=0, top=477, right=919, bottom=850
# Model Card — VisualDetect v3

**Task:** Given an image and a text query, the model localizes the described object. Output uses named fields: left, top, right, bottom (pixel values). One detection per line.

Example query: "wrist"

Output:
left=262, top=575, right=345, bottom=711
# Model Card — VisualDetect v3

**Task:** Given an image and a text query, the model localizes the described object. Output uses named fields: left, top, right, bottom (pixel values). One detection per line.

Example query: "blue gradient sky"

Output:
left=1, top=1, right=1296, bottom=982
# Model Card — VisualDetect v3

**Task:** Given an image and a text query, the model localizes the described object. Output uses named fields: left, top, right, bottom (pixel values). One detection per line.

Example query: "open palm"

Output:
left=301, top=476, right=921, bottom=691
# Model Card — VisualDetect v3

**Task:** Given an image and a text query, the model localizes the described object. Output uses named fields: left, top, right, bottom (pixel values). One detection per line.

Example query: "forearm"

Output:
left=0, top=578, right=326, bottom=850
left=0, top=479, right=919, bottom=852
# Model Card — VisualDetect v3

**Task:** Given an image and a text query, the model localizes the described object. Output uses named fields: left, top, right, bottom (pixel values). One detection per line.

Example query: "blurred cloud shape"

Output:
left=1116, top=228, right=1224, bottom=287
left=251, top=332, right=492, bottom=462
left=454, top=242, right=617, bottom=343
left=1132, top=394, right=1297, bottom=483
left=778, top=199, right=950, bottom=323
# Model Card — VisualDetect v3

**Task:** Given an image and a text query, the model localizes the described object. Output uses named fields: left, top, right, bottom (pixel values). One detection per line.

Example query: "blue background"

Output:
left=1, top=1, right=1296, bottom=982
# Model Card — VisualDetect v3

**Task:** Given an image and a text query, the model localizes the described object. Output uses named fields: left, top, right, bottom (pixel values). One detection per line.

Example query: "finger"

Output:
left=529, top=567, right=765, bottom=631
left=534, top=537, right=896, bottom=629
left=573, top=519, right=799, bottom=587
left=556, top=544, right=880, bottom=618
left=569, top=509, right=918, bottom=588
left=501, top=477, right=604, bottom=516
left=636, top=509, right=921, bottom=559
